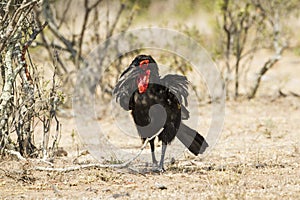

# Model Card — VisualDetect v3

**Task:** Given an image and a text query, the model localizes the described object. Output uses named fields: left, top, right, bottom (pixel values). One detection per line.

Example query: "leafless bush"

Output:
left=0, top=0, right=62, bottom=158
left=32, top=0, right=144, bottom=105
left=217, top=0, right=299, bottom=99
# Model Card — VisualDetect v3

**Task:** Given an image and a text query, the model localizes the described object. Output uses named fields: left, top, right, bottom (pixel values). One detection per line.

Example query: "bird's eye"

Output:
left=139, top=59, right=149, bottom=69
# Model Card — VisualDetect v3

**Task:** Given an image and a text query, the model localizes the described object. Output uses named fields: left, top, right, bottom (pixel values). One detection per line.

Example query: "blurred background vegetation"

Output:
left=0, top=0, right=299, bottom=158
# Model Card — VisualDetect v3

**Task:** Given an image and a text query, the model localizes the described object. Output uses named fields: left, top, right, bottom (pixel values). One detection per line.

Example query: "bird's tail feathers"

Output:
left=176, top=123, right=208, bottom=155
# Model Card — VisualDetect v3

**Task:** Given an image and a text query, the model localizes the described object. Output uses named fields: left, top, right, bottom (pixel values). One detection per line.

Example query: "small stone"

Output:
left=155, top=182, right=167, bottom=190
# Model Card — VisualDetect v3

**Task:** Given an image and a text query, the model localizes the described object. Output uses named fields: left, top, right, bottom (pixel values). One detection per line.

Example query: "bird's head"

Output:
left=131, top=55, right=159, bottom=94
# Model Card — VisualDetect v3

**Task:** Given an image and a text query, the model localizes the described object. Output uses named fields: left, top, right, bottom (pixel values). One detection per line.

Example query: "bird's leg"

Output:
left=158, top=142, right=167, bottom=172
left=149, top=139, right=158, bottom=166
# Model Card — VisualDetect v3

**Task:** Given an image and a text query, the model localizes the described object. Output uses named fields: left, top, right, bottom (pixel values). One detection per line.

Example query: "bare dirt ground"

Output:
left=1, top=97, right=300, bottom=199
left=1, top=54, right=300, bottom=199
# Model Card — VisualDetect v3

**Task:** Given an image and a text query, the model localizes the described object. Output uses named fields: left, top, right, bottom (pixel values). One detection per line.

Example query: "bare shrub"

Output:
left=0, top=0, right=62, bottom=158
left=216, top=0, right=299, bottom=99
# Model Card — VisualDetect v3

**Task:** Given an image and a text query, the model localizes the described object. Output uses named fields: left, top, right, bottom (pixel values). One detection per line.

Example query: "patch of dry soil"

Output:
left=0, top=97, right=299, bottom=199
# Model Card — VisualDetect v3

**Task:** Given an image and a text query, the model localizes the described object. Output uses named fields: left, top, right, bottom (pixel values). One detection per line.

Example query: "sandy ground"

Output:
left=0, top=94, right=299, bottom=199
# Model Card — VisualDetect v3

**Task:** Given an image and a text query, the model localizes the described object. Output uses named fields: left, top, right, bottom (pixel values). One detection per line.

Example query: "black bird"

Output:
left=113, top=55, right=208, bottom=171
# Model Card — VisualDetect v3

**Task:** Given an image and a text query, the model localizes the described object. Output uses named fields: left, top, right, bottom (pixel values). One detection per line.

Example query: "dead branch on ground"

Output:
left=34, top=129, right=163, bottom=172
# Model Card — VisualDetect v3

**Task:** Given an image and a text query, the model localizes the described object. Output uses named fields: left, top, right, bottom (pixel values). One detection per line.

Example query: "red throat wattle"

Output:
left=137, top=69, right=150, bottom=93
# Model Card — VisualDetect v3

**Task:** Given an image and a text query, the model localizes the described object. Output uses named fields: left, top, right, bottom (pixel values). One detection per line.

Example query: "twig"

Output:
left=51, top=184, right=62, bottom=197
left=39, top=158, right=54, bottom=167
left=5, top=149, right=26, bottom=161
left=248, top=3, right=288, bottom=99
left=34, top=128, right=163, bottom=172
left=46, top=17, right=77, bottom=60
left=0, top=0, right=39, bottom=52
left=76, top=0, right=103, bottom=68
left=289, top=91, right=300, bottom=98
left=106, top=2, right=125, bottom=38
left=35, top=163, right=116, bottom=172
left=57, top=0, right=72, bottom=29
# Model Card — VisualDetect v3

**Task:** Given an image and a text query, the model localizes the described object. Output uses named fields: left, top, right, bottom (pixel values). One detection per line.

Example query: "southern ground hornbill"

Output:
left=113, top=55, right=208, bottom=171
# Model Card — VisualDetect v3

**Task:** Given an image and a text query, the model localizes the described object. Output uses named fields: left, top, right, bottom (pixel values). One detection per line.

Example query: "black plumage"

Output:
left=113, top=55, right=208, bottom=171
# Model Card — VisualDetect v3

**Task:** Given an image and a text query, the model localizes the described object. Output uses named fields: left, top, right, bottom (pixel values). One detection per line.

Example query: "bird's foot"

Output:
left=158, top=163, right=165, bottom=173
left=158, top=166, right=165, bottom=173
left=151, top=164, right=165, bottom=173
left=152, top=167, right=165, bottom=173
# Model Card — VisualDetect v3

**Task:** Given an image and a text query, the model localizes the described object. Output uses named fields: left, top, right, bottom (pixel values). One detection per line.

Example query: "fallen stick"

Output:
left=5, top=149, right=26, bottom=161
left=35, top=128, right=163, bottom=172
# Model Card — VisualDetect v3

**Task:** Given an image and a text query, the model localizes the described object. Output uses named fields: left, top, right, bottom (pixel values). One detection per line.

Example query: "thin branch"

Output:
left=1, top=0, right=13, bottom=23
left=0, top=0, right=39, bottom=52
left=57, top=0, right=72, bottom=29
left=106, top=2, right=125, bottom=39
left=5, top=149, right=26, bottom=161
left=47, top=22, right=77, bottom=60
left=76, top=0, right=103, bottom=68
left=248, top=4, right=288, bottom=99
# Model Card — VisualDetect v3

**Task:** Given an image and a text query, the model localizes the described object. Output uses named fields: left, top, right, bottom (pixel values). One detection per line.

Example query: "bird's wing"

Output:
left=113, top=65, right=139, bottom=110
left=161, top=74, right=189, bottom=106
left=161, top=74, right=190, bottom=119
